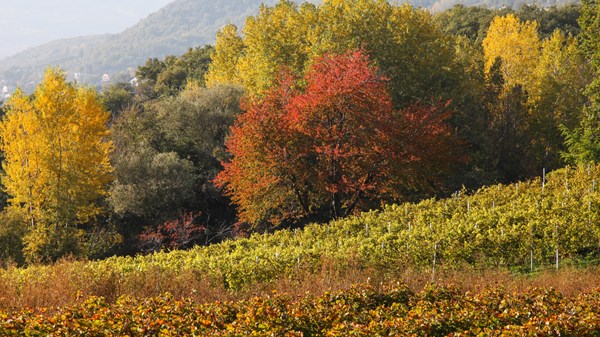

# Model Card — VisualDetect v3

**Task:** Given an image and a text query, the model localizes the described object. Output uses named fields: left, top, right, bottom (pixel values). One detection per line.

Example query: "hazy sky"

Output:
left=0, top=0, right=176, bottom=59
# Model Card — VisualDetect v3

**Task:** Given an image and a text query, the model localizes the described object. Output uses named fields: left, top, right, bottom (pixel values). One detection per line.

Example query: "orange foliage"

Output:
left=215, top=50, right=464, bottom=226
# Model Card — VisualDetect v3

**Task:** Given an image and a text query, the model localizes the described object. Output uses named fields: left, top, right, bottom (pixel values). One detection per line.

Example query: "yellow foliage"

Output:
left=205, top=24, right=244, bottom=88
left=204, top=0, right=456, bottom=102
left=235, top=0, right=313, bottom=96
left=0, top=68, right=113, bottom=226
left=483, top=14, right=540, bottom=94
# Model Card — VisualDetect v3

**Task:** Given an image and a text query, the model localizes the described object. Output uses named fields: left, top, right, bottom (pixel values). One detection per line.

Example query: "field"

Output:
left=1, top=282, right=599, bottom=336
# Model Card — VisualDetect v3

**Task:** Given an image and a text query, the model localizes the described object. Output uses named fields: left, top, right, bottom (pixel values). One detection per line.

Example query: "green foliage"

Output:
left=4, top=164, right=598, bottom=291
left=109, top=84, right=243, bottom=228
left=516, top=3, right=582, bottom=38
left=435, top=4, right=581, bottom=44
left=560, top=0, right=600, bottom=165
left=137, top=46, right=214, bottom=99
left=435, top=5, right=511, bottom=43
left=100, top=82, right=135, bottom=116
left=0, top=209, right=26, bottom=266
left=22, top=224, right=84, bottom=264
left=561, top=111, right=600, bottom=165
left=154, top=84, right=243, bottom=170
left=109, top=146, right=197, bottom=221
left=21, top=220, right=122, bottom=264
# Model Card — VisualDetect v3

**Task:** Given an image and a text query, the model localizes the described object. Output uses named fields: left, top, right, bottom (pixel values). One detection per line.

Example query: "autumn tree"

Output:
left=480, top=14, right=592, bottom=179
left=204, top=24, right=244, bottom=87
left=483, top=14, right=541, bottom=95
left=0, top=68, right=113, bottom=261
left=215, top=51, right=463, bottom=227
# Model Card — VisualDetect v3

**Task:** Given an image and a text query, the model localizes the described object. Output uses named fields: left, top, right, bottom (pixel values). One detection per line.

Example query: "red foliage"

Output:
left=139, top=212, right=205, bottom=252
left=215, top=50, right=465, bottom=226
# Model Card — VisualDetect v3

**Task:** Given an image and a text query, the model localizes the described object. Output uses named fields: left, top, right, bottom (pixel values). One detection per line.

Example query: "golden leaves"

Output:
left=0, top=68, right=113, bottom=226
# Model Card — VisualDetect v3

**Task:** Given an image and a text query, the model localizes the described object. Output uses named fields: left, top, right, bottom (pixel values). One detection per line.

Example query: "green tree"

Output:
left=531, top=31, right=592, bottom=169
left=100, top=82, right=135, bottom=117
left=136, top=57, right=166, bottom=99
left=137, top=46, right=214, bottom=99
left=561, top=0, right=600, bottom=165
left=435, top=5, right=507, bottom=44
left=0, top=208, right=26, bottom=266
left=109, top=146, right=197, bottom=221
left=109, top=85, right=243, bottom=225
left=516, top=4, right=581, bottom=39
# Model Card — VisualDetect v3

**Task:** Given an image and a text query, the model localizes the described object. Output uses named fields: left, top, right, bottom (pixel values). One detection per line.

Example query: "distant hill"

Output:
left=0, top=0, right=289, bottom=89
left=0, top=0, right=578, bottom=90
left=430, top=0, right=577, bottom=12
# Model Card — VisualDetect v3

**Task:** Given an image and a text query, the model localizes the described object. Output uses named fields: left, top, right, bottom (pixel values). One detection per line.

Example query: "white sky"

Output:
left=0, top=0, right=176, bottom=59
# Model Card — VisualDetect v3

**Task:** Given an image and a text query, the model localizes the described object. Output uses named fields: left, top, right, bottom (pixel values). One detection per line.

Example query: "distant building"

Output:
left=101, top=73, right=111, bottom=83
left=2, top=84, right=9, bottom=100
left=130, top=77, right=139, bottom=88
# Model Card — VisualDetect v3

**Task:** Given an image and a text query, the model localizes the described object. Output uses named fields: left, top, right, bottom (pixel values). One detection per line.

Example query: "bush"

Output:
left=139, top=212, right=205, bottom=253
left=0, top=208, right=27, bottom=266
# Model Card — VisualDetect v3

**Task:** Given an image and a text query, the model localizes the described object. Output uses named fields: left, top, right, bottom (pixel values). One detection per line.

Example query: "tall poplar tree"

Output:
left=0, top=68, right=113, bottom=229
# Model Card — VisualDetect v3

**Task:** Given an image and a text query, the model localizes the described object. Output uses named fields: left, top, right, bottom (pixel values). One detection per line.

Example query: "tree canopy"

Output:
left=0, top=69, right=113, bottom=227
left=206, top=0, right=460, bottom=107
left=215, top=50, right=464, bottom=227
left=0, top=69, right=114, bottom=262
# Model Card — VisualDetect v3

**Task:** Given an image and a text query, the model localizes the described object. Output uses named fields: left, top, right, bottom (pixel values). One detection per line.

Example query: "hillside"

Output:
left=0, top=0, right=578, bottom=89
left=0, top=0, right=288, bottom=88
left=430, top=0, right=577, bottom=11
left=0, top=164, right=598, bottom=306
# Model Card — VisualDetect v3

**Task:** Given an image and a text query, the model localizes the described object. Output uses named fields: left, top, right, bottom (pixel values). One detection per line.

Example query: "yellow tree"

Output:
left=482, top=15, right=593, bottom=176
left=0, top=68, right=113, bottom=228
left=483, top=14, right=541, bottom=94
left=234, top=0, right=313, bottom=96
left=204, top=24, right=244, bottom=87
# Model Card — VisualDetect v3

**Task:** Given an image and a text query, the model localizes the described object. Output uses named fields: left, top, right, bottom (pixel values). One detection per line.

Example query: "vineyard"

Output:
left=1, top=284, right=599, bottom=336
left=0, top=165, right=598, bottom=305
left=0, top=165, right=599, bottom=334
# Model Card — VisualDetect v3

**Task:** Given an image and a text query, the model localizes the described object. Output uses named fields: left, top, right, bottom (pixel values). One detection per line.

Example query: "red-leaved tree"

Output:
left=215, top=50, right=464, bottom=227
